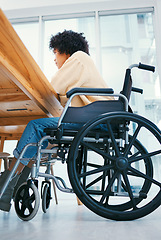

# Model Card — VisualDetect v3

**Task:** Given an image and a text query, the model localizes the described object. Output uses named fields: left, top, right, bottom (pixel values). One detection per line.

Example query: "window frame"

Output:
left=4, top=0, right=161, bottom=91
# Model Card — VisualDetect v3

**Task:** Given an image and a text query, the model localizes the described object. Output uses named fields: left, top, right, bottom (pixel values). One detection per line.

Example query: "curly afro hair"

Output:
left=49, top=30, right=89, bottom=55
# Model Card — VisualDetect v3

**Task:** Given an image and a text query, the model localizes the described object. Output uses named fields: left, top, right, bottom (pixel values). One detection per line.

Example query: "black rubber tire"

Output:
left=67, top=112, right=161, bottom=221
left=42, top=183, right=51, bottom=213
left=14, top=182, right=40, bottom=221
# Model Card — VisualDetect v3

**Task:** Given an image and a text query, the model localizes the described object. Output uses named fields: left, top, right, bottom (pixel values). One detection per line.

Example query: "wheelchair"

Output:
left=1, top=62, right=161, bottom=221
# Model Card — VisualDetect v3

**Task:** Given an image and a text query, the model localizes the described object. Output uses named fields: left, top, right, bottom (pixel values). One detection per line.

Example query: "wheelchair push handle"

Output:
left=128, top=62, right=155, bottom=73
left=129, top=62, right=155, bottom=72
left=128, top=62, right=155, bottom=95
left=138, top=62, right=155, bottom=72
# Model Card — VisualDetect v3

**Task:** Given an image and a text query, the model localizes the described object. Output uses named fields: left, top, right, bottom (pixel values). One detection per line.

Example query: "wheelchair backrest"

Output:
left=62, top=100, right=125, bottom=123
left=120, top=68, right=132, bottom=101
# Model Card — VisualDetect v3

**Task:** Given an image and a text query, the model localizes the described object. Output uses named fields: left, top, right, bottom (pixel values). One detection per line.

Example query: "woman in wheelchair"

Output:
left=0, top=30, right=110, bottom=212
left=1, top=29, right=159, bottom=222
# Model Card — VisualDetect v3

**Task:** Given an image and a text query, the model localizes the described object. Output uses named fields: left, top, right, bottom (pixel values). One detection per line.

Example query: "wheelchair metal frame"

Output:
left=1, top=62, right=160, bottom=222
left=0, top=92, right=127, bottom=197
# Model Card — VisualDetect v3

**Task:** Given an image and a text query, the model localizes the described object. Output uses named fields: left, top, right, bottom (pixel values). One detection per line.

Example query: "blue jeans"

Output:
left=13, top=117, right=83, bottom=165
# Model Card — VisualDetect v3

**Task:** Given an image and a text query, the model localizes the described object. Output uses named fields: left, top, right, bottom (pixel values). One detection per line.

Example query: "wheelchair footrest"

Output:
left=38, top=172, right=74, bottom=193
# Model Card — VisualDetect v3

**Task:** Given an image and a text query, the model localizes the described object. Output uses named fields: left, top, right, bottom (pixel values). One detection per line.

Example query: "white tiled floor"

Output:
left=1, top=197, right=161, bottom=240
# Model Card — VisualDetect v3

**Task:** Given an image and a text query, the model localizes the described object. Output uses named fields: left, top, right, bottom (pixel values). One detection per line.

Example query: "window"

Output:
left=13, top=22, right=39, bottom=63
left=100, top=12, right=160, bottom=125
left=43, top=16, right=95, bottom=81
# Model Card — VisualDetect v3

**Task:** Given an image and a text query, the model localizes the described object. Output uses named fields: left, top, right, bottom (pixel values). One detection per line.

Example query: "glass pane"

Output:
left=100, top=12, right=161, bottom=186
left=13, top=22, right=39, bottom=63
left=43, top=17, right=95, bottom=81
left=100, top=12, right=160, bottom=128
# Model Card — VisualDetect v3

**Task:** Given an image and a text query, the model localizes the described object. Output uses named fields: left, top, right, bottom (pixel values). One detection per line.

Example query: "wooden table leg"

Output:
left=50, top=164, right=58, bottom=205
left=0, top=137, right=5, bottom=171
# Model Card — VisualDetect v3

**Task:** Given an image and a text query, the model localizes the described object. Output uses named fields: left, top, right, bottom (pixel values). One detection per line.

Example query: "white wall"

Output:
left=0, top=0, right=112, bottom=10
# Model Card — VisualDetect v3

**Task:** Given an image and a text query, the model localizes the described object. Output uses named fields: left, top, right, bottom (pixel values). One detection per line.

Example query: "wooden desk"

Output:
left=0, top=9, right=63, bottom=165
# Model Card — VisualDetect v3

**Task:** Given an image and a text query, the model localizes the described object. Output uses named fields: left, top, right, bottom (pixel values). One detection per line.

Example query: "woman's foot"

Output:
left=0, top=170, right=19, bottom=212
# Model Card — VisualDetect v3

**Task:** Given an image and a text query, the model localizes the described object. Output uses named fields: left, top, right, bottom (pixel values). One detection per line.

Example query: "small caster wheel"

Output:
left=42, top=183, right=52, bottom=213
left=14, top=181, right=40, bottom=221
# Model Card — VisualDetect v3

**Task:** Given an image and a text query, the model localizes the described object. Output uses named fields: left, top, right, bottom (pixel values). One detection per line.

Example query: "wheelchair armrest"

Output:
left=66, top=87, right=114, bottom=98
left=58, top=87, right=115, bottom=129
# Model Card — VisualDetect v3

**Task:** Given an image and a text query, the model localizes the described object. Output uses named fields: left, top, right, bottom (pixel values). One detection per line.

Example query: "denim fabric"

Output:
left=13, top=117, right=83, bottom=165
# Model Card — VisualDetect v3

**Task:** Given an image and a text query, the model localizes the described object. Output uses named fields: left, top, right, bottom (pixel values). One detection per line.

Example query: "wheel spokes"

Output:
left=18, top=187, right=35, bottom=215
left=27, top=202, right=34, bottom=214
left=122, top=171, right=137, bottom=210
left=81, top=140, right=114, bottom=162
left=100, top=170, right=119, bottom=204
left=124, top=124, right=141, bottom=157
left=128, top=166, right=161, bottom=188
left=129, top=149, right=161, bottom=164
left=86, top=175, right=104, bottom=189
left=21, top=202, right=27, bottom=214
left=78, top=163, right=114, bottom=178
left=106, top=121, right=121, bottom=157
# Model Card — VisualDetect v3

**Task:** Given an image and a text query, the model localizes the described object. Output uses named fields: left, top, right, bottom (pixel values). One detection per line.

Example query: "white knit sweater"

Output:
left=51, top=51, right=111, bottom=107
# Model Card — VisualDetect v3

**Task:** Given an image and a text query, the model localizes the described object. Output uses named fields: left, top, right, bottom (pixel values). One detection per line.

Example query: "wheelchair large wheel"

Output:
left=68, top=112, right=161, bottom=221
left=14, top=182, right=40, bottom=221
